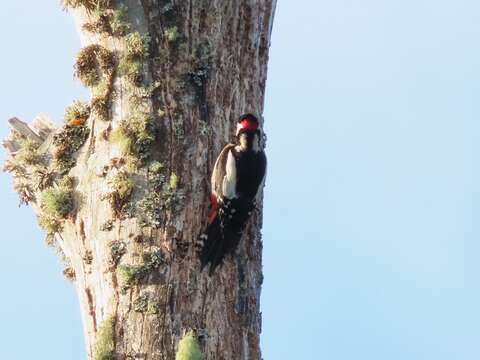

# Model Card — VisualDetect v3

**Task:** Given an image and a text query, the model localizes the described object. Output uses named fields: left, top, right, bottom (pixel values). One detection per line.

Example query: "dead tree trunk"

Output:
left=3, top=1, right=275, bottom=359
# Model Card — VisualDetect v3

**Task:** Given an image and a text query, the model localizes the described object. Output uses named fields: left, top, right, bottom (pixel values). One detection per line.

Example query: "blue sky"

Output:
left=1, top=1, right=480, bottom=359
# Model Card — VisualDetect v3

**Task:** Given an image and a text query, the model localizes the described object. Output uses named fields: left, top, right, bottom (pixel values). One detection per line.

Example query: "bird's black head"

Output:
left=236, top=114, right=262, bottom=152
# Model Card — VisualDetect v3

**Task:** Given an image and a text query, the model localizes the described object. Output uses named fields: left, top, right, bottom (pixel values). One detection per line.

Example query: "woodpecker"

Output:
left=200, top=114, right=267, bottom=275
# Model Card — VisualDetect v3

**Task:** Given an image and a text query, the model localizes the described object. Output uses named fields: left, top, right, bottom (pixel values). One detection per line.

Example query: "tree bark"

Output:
left=3, top=1, right=275, bottom=359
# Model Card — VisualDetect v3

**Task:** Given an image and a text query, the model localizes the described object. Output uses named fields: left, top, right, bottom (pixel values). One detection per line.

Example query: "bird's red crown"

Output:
left=236, top=114, right=259, bottom=135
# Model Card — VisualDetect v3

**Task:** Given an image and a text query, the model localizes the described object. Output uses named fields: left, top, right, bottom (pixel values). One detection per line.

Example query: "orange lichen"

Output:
left=69, top=118, right=87, bottom=126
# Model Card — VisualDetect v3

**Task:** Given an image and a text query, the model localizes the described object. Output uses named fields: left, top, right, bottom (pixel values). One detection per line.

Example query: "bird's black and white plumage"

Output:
left=200, top=114, right=267, bottom=275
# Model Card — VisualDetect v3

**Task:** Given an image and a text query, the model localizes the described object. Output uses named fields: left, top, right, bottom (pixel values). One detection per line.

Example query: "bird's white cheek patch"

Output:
left=236, top=123, right=243, bottom=136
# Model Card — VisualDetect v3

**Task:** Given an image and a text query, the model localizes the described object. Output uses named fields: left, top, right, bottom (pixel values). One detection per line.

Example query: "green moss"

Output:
left=104, top=171, right=134, bottom=217
left=110, top=7, right=130, bottom=36
left=38, top=212, right=62, bottom=235
left=110, top=127, right=132, bottom=156
left=94, top=80, right=111, bottom=97
left=45, top=234, right=56, bottom=248
left=164, top=26, right=179, bottom=42
left=118, top=55, right=143, bottom=85
left=53, top=124, right=90, bottom=174
left=147, top=301, right=161, bottom=314
left=117, top=264, right=144, bottom=288
left=38, top=186, right=74, bottom=235
left=125, top=32, right=150, bottom=59
left=83, top=6, right=130, bottom=36
left=58, top=175, right=75, bottom=189
left=111, top=114, right=156, bottom=162
left=127, top=85, right=153, bottom=108
left=118, top=32, right=149, bottom=87
left=83, top=13, right=111, bottom=34
left=176, top=331, right=203, bottom=360
left=112, top=172, right=134, bottom=199
left=74, top=44, right=115, bottom=88
left=70, top=43, right=114, bottom=121
left=89, top=78, right=113, bottom=121
left=64, top=100, right=91, bottom=125
left=16, top=139, right=42, bottom=166
left=32, top=166, right=56, bottom=191
left=158, top=108, right=166, bottom=118
left=91, top=93, right=111, bottom=121
left=169, top=173, right=179, bottom=190
left=94, top=315, right=116, bottom=360
left=91, top=78, right=114, bottom=121
left=149, top=161, right=164, bottom=174
left=62, top=0, right=113, bottom=11
left=119, top=34, right=149, bottom=86
left=41, top=188, right=74, bottom=218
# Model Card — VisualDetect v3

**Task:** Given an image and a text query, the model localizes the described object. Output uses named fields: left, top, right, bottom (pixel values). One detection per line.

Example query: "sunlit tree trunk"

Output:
left=3, top=0, right=275, bottom=359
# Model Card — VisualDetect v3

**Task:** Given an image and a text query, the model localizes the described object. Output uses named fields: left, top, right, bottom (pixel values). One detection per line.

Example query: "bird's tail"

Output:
left=200, top=215, right=229, bottom=275
left=200, top=199, right=254, bottom=275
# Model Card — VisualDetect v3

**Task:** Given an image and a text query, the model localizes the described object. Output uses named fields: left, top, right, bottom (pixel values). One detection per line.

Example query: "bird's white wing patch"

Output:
left=211, top=144, right=235, bottom=199
left=222, top=150, right=237, bottom=199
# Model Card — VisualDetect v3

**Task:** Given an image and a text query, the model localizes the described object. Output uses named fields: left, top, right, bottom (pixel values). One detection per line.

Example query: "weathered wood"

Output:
left=2, top=139, right=19, bottom=153
left=3, top=1, right=276, bottom=359
left=7, top=117, right=43, bottom=143
left=31, top=114, right=56, bottom=141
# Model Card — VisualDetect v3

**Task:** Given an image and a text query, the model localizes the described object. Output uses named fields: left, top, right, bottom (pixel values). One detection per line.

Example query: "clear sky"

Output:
left=1, top=1, right=479, bottom=359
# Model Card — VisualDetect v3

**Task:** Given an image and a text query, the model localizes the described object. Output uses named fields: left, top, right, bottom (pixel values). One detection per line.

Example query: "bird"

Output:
left=200, top=114, right=267, bottom=275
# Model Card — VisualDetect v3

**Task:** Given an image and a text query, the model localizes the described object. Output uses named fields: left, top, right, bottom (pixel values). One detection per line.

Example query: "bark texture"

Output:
left=3, top=1, right=275, bottom=359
